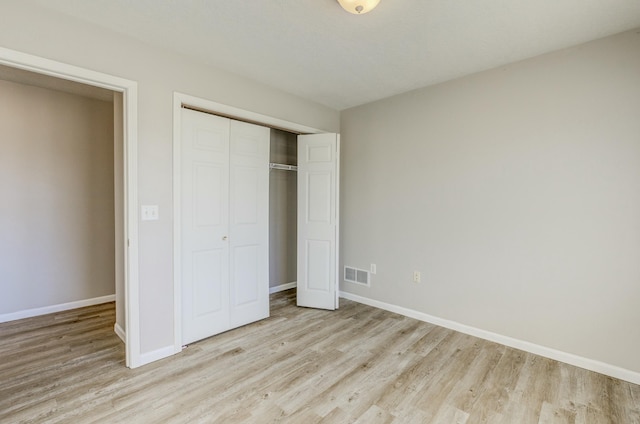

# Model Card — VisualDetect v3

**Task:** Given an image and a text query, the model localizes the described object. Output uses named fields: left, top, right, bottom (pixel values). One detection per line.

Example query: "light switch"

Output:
left=141, top=205, right=159, bottom=221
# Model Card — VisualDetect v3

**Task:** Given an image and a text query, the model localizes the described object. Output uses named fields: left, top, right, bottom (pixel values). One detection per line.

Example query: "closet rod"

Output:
left=269, top=163, right=298, bottom=172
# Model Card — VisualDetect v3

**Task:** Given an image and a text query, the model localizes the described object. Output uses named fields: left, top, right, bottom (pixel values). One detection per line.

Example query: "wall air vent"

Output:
left=344, top=266, right=370, bottom=286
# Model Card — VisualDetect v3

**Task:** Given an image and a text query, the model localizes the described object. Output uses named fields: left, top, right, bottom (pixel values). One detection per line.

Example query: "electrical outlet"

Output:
left=413, top=271, right=421, bottom=283
left=370, top=264, right=377, bottom=274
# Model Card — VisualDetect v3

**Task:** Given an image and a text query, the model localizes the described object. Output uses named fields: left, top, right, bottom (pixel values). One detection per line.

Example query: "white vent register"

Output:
left=344, top=266, right=370, bottom=286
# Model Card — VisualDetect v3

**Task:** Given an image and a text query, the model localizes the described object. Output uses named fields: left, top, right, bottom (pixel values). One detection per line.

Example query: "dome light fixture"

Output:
left=337, top=0, right=381, bottom=14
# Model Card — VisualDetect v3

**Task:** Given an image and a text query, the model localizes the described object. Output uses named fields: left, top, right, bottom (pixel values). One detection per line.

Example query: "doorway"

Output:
left=0, top=46, right=139, bottom=367
left=0, top=72, right=116, bottom=321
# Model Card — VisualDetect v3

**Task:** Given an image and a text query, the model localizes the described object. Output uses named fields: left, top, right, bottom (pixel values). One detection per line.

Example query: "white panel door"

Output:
left=229, top=120, right=270, bottom=327
left=181, top=109, right=230, bottom=345
left=297, top=133, right=339, bottom=310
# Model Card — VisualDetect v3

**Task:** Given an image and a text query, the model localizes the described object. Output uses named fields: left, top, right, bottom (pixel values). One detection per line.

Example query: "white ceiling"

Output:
left=26, top=0, right=640, bottom=110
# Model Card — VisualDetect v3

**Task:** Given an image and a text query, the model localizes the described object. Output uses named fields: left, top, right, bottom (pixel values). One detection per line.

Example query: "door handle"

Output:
left=222, top=236, right=228, bottom=241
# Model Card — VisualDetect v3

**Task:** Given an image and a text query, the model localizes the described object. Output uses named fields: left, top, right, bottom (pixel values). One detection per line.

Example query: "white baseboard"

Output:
left=269, top=282, right=297, bottom=294
left=340, top=291, right=640, bottom=386
left=0, top=295, right=116, bottom=323
left=114, top=322, right=126, bottom=343
left=138, top=345, right=179, bottom=367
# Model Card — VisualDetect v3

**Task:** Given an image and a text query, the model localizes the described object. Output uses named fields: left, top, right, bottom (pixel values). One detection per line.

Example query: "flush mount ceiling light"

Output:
left=337, top=0, right=381, bottom=14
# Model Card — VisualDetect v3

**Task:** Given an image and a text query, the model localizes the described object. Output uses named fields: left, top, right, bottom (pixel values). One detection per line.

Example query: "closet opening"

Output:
left=176, top=107, right=302, bottom=298
left=173, top=92, right=339, bottom=353
left=269, top=129, right=298, bottom=295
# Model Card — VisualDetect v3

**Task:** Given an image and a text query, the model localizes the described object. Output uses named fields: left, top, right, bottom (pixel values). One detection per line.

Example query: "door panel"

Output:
left=181, top=109, right=230, bottom=344
left=307, top=144, right=332, bottom=162
left=232, top=167, right=260, bottom=224
left=306, top=240, right=331, bottom=291
left=229, top=119, right=270, bottom=328
left=297, top=133, right=339, bottom=310
left=307, top=173, right=332, bottom=223
left=232, top=245, right=259, bottom=305
left=193, top=249, right=224, bottom=314
left=194, top=164, right=225, bottom=226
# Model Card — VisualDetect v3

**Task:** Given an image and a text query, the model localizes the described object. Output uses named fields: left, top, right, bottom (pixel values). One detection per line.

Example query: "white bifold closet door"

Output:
left=228, top=119, right=270, bottom=329
left=297, top=133, right=340, bottom=311
left=181, top=108, right=269, bottom=345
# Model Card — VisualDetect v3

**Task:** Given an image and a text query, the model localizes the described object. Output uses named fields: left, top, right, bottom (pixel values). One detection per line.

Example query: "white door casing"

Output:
left=297, top=133, right=340, bottom=310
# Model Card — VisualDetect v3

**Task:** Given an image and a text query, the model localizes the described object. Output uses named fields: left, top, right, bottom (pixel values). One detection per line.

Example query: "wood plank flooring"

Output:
left=1, top=290, right=638, bottom=423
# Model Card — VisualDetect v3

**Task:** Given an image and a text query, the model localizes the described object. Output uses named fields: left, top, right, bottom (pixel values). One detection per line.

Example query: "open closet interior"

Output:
left=268, top=129, right=298, bottom=292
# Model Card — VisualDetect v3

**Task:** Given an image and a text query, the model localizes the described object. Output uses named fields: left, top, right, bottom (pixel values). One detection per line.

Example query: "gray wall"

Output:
left=340, top=29, right=640, bottom=374
left=269, top=129, right=297, bottom=288
left=0, top=79, right=115, bottom=314
left=1, top=2, right=339, bottom=354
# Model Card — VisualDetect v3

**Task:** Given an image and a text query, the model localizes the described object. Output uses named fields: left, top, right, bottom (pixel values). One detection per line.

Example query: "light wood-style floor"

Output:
left=1, top=290, right=638, bottom=424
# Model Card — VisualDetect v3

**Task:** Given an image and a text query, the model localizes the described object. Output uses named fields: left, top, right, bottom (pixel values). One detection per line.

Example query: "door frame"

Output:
left=0, top=47, right=141, bottom=368
left=172, top=92, right=326, bottom=351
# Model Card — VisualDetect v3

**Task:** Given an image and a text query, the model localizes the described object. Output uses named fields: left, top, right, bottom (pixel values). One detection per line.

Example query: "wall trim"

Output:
left=269, top=282, right=297, bottom=294
left=340, top=291, right=640, bottom=385
left=139, top=345, right=179, bottom=367
left=114, top=323, right=126, bottom=343
left=0, top=295, right=115, bottom=323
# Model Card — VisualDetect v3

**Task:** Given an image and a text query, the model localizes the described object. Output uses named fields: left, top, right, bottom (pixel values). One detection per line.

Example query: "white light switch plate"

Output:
left=141, top=205, right=159, bottom=221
